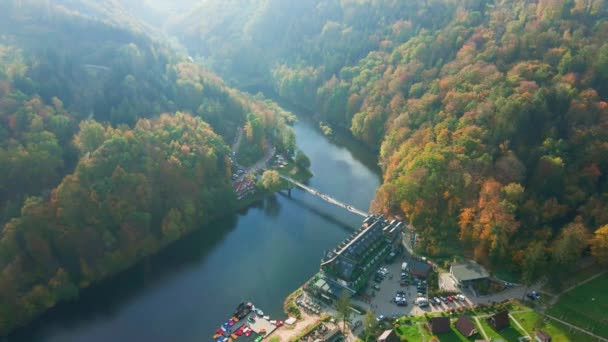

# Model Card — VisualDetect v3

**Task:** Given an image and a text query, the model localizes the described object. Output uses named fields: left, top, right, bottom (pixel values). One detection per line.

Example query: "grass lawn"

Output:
left=543, top=264, right=604, bottom=293
left=396, top=316, right=482, bottom=342
left=395, top=322, right=432, bottom=342
left=547, top=273, right=608, bottom=338
left=512, top=311, right=596, bottom=342
left=432, top=325, right=478, bottom=342
left=478, top=317, right=525, bottom=341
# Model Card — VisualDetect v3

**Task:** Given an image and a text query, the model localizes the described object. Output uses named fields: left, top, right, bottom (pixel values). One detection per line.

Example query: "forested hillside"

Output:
left=0, top=0, right=295, bottom=335
left=175, top=0, right=608, bottom=278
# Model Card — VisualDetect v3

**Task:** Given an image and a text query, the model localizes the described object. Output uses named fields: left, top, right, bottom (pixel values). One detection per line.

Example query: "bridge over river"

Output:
left=279, top=175, right=369, bottom=217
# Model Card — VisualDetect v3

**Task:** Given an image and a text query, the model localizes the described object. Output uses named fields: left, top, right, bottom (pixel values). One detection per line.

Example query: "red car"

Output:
left=275, top=321, right=284, bottom=327
left=447, top=296, right=454, bottom=302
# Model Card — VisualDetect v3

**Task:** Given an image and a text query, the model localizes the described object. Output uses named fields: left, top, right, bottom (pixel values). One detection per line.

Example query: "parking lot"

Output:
left=359, top=255, right=475, bottom=320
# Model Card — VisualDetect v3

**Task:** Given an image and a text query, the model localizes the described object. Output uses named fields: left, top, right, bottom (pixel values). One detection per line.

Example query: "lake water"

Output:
left=8, top=117, right=382, bottom=342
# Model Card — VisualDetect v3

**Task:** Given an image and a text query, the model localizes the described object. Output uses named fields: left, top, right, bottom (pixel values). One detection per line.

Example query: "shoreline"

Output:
left=6, top=165, right=313, bottom=340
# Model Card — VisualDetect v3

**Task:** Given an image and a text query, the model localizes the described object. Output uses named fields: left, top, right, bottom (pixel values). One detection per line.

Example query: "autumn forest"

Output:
left=1, top=0, right=608, bottom=338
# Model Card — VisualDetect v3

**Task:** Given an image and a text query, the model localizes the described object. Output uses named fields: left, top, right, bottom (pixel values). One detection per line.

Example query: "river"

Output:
left=8, top=117, right=382, bottom=342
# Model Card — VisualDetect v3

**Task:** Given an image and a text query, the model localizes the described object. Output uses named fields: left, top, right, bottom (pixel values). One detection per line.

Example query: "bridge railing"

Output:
left=279, top=175, right=368, bottom=217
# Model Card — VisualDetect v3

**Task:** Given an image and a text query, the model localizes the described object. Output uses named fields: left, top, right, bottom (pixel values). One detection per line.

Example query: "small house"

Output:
left=535, top=330, right=552, bottom=342
left=487, top=311, right=510, bottom=330
left=455, top=315, right=477, bottom=337
left=427, top=316, right=450, bottom=334
left=377, top=329, right=399, bottom=342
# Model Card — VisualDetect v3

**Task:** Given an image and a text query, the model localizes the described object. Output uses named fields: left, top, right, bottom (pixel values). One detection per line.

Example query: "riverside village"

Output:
left=212, top=197, right=604, bottom=342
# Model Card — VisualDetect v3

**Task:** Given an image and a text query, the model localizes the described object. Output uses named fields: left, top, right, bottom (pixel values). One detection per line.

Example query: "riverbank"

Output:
left=5, top=149, right=313, bottom=340
left=10, top=115, right=381, bottom=342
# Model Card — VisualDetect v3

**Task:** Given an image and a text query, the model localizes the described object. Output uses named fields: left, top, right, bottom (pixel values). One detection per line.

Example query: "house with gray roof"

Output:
left=450, top=260, right=490, bottom=287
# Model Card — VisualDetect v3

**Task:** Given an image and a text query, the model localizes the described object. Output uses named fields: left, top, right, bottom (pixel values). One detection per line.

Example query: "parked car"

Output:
left=433, top=297, right=442, bottom=305
left=396, top=299, right=407, bottom=307
left=376, top=315, right=386, bottom=322
left=447, top=296, right=454, bottom=303
left=372, top=284, right=381, bottom=291
left=440, top=296, right=448, bottom=303
left=456, top=294, right=466, bottom=301
left=527, top=291, right=541, bottom=300
left=416, top=297, right=429, bottom=307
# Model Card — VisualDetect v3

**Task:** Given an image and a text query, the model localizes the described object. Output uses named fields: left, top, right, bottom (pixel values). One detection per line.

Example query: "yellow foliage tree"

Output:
left=591, top=225, right=608, bottom=265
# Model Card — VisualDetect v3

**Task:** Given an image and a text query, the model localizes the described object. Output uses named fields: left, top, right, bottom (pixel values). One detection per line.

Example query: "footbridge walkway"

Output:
left=279, top=175, right=368, bottom=217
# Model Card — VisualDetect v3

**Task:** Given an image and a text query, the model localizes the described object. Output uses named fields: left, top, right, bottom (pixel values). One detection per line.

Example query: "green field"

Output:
left=547, top=273, right=608, bottom=338
left=512, top=311, right=596, bottom=342
left=395, top=322, right=431, bottom=341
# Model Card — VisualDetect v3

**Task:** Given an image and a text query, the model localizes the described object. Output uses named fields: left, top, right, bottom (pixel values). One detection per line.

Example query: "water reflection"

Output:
left=262, top=194, right=282, bottom=218
left=277, top=193, right=354, bottom=233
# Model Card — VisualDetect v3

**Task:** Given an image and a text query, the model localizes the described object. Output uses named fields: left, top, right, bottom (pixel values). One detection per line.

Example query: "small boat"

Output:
left=254, top=336, right=263, bottom=342
left=228, top=319, right=235, bottom=326
left=234, top=302, right=253, bottom=319
left=213, top=333, right=222, bottom=339
left=247, top=316, right=255, bottom=323
left=244, top=328, right=252, bottom=337
left=255, top=309, right=264, bottom=316
left=232, top=316, right=240, bottom=322
left=216, top=329, right=224, bottom=335
left=275, top=321, right=284, bottom=327
left=230, top=333, right=238, bottom=339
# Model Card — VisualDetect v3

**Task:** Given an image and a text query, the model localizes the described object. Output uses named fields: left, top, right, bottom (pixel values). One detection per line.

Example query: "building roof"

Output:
left=488, top=311, right=510, bottom=330
left=455, top=316, right=477, bottom=337
left=322, top=215, right=386, bottom=266
left=312, top=278, right=351, bottom=298
left=409, top=259, right=431, bottom=276
left=451, top=260, right=490, bottom=282
left=377, top=329, right=399, bottom=342
left=322, top=327, right=342, bottom=342
left=536, top=330, right=552, bottom=341
left=378, top=330, right=392, bottom=340
left=428, top=316, right=451, bottom=334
